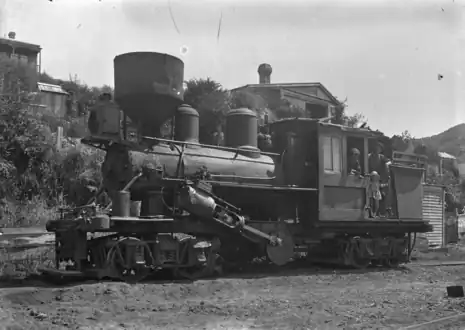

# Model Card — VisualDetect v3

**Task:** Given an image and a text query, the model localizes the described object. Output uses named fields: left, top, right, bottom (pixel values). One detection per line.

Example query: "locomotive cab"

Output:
left=269, top=118, right=429, bottom=228
left=318, top=122, right=426, bottom=223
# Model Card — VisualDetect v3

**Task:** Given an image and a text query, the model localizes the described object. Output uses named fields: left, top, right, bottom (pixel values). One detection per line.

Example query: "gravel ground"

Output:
left=0, top=265, right=465, bottom=330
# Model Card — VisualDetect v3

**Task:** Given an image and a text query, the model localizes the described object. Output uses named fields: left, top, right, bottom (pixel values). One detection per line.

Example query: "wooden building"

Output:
left=0, top=32, right=41, bottom=93
left=231, top=63, right=342, bottom=121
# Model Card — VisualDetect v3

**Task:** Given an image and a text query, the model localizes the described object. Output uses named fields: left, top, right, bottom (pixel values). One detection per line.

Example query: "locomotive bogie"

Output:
left=45, top=229, right=223, bottom=282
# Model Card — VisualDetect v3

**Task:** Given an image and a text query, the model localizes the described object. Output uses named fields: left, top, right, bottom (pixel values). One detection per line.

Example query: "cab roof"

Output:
left=269, top=117, right=384, bottom=138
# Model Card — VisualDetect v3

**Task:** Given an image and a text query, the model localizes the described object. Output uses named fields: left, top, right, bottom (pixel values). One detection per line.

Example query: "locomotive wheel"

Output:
left=174, top=253, right=222, bottom=280
left=107, top=238, right=151, bottom=283
left=351, top=253, right=371, bottom=269
left=343, top=240, right=370, bottom=269
left=382, top=258, right=400, bottom=268
left=266, top=226, right=295, bottom=266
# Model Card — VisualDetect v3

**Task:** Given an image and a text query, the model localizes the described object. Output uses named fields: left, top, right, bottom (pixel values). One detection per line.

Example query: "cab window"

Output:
left=322, top=135, right=342, bottom=172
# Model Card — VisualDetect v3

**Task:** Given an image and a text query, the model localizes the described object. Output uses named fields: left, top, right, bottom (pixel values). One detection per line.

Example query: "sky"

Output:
left=0, top=0, right=464, bottom=138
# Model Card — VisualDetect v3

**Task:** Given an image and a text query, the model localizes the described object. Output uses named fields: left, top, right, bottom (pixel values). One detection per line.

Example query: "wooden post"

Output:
left=122, top=112, right=127, bottom=140
left=56, top=126, right=63, bottom=150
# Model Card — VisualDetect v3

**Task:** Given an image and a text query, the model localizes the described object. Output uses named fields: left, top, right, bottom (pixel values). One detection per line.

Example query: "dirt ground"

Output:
left=0, top=265, right=464, bottom=330
left=1, top=237, right=465, bottom=330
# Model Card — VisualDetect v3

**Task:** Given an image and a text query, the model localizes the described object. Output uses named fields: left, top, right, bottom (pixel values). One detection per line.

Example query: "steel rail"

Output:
left=401, top=313, right=465, bottom=330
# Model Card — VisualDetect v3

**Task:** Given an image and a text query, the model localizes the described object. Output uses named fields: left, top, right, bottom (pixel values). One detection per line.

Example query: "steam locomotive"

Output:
left=42, top=52, right=433, bottom=282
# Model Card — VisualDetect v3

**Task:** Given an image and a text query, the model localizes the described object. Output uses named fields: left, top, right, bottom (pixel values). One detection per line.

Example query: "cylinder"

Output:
left=112, top=191, right=131, bottom=217
left=225, top=108, right=259, bottom=149
left=174, top=104, right=199, bottom=142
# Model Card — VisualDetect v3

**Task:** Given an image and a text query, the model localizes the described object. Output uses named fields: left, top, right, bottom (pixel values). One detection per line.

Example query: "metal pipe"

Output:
left=141, top=135, right=280, bottom=157
left=104, top=172, right=144, bottom=212
left=123, top=172, right=143, bottom=191
left=144, top=149, right=275, bottom=166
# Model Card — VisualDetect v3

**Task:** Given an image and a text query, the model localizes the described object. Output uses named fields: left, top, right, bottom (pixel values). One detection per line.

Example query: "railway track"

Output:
left=33, top=258, right=461, bottom=286
left=401, top=313, right=465, bottom=330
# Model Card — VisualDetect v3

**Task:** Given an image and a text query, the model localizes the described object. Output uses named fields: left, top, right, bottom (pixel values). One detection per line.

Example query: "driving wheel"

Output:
left=107, top=238, right=151, bottom=283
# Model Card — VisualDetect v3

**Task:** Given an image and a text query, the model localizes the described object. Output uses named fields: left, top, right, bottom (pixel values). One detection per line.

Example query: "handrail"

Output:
left=141, top=135, right=281, bottom=157
left=392, top=151, right=427, bottom=167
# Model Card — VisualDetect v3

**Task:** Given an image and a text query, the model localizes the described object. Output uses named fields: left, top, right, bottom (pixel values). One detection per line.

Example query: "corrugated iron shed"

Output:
left=37, top=82, right=68, bottom=95
left=423, top=184, right=445, bottom=247
left=438, top=151, right=456, bottom=160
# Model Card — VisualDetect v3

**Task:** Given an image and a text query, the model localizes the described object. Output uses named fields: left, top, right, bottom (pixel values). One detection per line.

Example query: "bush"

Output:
left=0, top=56, right=104, bottom=216
left=0, top=57, right=113, bottom=279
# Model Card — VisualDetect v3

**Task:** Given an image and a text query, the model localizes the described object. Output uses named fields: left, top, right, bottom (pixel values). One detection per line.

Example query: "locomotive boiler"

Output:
left=42, top=52, right=433, bottom=282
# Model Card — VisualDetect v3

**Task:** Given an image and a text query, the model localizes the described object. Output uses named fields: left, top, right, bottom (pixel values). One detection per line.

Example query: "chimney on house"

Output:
left=258, top=63, right=272, bottom=84
left=7, top=31, right=16, bottom=39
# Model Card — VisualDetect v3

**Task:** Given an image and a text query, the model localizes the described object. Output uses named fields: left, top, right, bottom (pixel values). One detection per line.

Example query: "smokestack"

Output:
left=258, top=63, right=272, bottom=84
left=7, top=31, right=16, bottom=39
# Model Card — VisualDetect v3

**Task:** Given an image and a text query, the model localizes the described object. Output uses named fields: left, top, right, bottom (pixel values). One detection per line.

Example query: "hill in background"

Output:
left=415, top=123, right=465, bottom=162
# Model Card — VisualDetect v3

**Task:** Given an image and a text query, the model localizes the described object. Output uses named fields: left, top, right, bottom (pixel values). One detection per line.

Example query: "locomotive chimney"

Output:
left=258, top=63, right=272, bottom=84
left=8, top=31, right=16, bottom=39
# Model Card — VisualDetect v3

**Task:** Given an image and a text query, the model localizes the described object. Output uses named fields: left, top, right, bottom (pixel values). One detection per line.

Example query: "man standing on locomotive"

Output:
left=348, top=148, right=362, bottom=175
left=368, top=142, right=391, bottom=217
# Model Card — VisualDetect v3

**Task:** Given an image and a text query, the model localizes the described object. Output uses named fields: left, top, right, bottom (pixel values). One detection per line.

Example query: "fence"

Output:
left=0, top=227, right=54, bottom=253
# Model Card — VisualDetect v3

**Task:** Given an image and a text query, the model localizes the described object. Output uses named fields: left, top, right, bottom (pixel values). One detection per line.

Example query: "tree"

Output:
left=229, top=89, right=266, bottom=113
left=0, top=56, right=59, bottom=204
left=38, top=72, right=57, bottom=85
left=183, top=78, right=230, bottom=144
left=331, top=97, right=365, bottom=128
left=344, top=113, right=366, bottom=128
left=0, top=57, right=107, bottom=218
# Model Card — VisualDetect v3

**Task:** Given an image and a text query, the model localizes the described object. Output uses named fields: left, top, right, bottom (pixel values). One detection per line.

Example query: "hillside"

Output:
left=414, top=123, right=465, bottom=161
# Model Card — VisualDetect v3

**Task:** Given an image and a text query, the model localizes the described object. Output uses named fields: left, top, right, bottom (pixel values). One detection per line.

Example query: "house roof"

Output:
left=37, top=82, right=68, bottom=95
left=270, top=117, right=383, bottom=137
left=0, top=37, right=41, bottom=53
left=231, top=82, right=342, bottom=106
